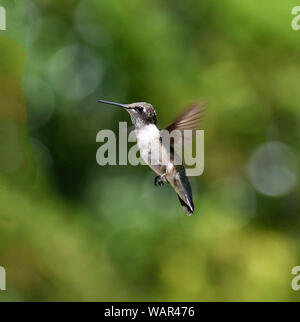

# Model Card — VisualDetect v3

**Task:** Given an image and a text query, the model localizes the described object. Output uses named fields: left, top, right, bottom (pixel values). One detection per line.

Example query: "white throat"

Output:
left=135, top=124, right=160, bottom=147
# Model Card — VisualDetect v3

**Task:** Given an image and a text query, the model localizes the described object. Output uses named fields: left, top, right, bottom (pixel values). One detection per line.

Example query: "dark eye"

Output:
left=136, top=106, right=143, bottom=112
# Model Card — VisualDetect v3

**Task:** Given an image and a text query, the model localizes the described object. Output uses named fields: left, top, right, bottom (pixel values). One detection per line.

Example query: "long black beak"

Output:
left=97, top=99, right=129, bottom=109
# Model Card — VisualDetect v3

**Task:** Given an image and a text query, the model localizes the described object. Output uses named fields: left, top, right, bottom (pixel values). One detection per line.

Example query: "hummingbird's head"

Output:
left=98, top=100, right=157, bottom=129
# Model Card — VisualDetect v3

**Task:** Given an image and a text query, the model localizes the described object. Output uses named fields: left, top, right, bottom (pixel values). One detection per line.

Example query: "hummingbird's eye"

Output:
left=136, top=106, right=143, bottom=112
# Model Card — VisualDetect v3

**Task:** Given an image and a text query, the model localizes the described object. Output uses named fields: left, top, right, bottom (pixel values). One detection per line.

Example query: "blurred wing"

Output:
left=163, top=100, right=207, bottom=148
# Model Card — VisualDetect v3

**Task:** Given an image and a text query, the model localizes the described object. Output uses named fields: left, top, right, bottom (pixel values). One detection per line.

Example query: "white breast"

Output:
left=135, top=124, right=160, bottom=165
left=135, top=124, right=160, bottom=149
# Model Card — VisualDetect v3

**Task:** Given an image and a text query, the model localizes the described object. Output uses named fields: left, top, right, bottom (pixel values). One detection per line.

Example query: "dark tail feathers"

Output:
left=177, top=194, right=194, bottom=216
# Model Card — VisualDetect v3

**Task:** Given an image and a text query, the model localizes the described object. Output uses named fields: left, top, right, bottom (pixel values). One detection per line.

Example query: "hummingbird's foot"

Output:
left=154, top=176, right=161, bottom=186
left=154, top=174, right=168, bottom=187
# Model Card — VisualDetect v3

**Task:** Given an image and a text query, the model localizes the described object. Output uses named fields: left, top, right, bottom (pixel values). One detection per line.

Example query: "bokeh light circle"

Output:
left=247, top=141, right=298, bottom=197
left=49, top=44, right=102, bottom=100
left=74, top=0, right=112, bottom=46
left=26, top=2, right=43, bottom=45
left=23, top=75, right=55, bottom=131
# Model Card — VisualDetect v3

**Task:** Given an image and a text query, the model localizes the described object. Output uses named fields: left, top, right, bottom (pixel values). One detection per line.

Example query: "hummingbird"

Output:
left=98, top=99, right=206, bottom=215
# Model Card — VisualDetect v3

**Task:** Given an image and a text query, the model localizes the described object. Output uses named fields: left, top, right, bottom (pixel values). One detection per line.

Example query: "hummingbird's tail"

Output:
left=177, top=194, right=194, bottom=216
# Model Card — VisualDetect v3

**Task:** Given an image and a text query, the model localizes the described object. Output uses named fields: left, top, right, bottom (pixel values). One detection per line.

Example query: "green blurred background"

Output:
left=0, top=0, right=300, bottom=301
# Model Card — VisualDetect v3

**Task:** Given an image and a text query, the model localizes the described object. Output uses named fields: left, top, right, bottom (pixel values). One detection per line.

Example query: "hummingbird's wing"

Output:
left=163, top=100, right=207, bottom=149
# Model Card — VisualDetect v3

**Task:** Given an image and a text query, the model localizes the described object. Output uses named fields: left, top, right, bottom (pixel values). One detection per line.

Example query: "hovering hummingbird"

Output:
left=98, top=99, right=206, bottom=215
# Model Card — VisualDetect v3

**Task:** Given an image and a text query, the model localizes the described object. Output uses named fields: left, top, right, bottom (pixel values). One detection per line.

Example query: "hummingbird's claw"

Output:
left=154, top=175, right=168, bottom=187
left=154, top=176, right=160, bottom=186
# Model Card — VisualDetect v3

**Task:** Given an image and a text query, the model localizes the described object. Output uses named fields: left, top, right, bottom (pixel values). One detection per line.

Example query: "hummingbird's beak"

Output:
left=97, top=99, right=129, bottom=109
